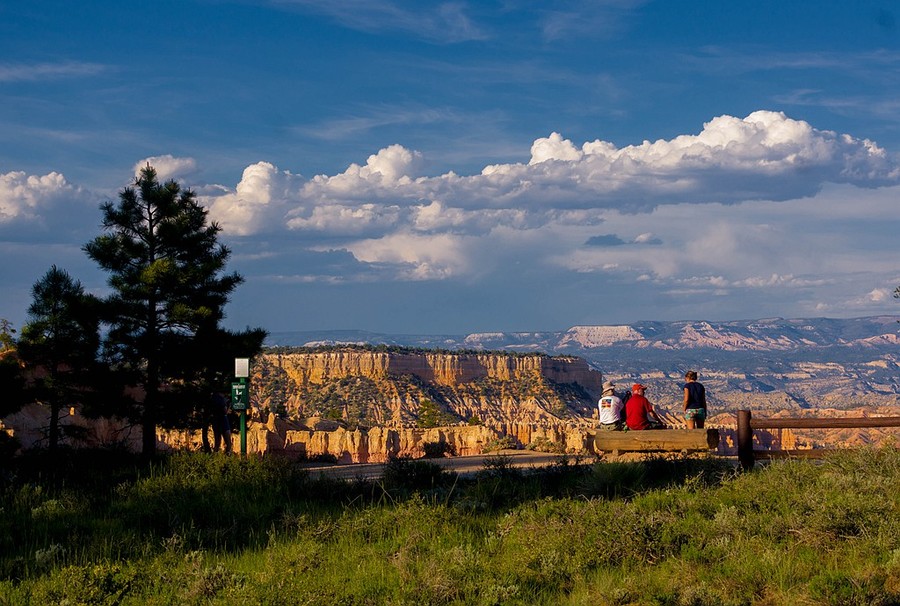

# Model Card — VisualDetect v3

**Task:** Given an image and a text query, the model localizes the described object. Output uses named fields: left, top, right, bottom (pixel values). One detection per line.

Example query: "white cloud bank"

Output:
left=205, top=110, right=898, bottom=237
left=191, top=111, right=899, bottom=291
left=4, top=110, right=900, bottom=324
left=0, top=170, right=94, bottom=239
left=134, top=155, right=198, bottom=181
left=206, top=162, right=299, bottom=236
left=0, top=171, right=70, bottom=223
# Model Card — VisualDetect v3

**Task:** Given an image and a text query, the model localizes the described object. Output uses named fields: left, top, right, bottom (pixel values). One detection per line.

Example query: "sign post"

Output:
left=233, top=358, right=250, bottom=458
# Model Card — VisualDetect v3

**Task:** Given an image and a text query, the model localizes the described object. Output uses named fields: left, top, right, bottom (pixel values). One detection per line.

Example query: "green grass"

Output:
left=1, top=448, right=899, bottom=605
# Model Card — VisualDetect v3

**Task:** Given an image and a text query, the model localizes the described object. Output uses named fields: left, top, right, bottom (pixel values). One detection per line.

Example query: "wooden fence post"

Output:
left=737, top=409, right=754, bottom=470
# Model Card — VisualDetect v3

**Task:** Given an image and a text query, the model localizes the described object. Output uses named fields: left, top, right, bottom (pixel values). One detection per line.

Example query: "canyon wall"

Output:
left=5, top=345, right=896, bottom=460
left=6, top=403, right=897, bottom=461
left=269, top=350, right=602, bottom=394
left=1, top=405, right=595, bottom=461
left=259, top=349, right=603, bottom=428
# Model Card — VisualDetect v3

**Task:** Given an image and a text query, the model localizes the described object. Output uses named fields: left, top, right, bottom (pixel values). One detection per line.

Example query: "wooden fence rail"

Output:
left=736, top=409, right=900, bottom=470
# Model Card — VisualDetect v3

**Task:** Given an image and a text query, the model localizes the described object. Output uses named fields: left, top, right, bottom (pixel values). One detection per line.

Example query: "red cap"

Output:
left=632, top=383, right=645, bottom=392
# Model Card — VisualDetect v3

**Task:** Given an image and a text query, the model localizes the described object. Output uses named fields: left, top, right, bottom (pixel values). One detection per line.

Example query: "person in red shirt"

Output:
left=625, top=383, right=665, bottom=430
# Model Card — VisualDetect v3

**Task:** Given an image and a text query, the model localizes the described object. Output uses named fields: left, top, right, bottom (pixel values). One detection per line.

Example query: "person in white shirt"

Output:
left=597, top=380, right=625, bottom=430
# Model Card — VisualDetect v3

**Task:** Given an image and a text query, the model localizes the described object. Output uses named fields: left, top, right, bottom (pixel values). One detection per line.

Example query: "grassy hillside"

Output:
left=1, top=448, right=898, bottom=605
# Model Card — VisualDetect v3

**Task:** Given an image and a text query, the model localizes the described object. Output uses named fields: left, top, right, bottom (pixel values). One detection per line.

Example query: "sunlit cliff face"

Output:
left=258, top=350, right=602, bottom=428
left=268, top=350, right=602, bottom=391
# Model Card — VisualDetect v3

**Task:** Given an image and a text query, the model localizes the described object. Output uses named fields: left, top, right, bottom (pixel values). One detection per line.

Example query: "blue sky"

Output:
left=2, top=0, right=900, bottom=334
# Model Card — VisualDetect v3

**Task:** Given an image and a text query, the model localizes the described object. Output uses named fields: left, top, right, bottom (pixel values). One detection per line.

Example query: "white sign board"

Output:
left=235, top=358, right=250, bottom=378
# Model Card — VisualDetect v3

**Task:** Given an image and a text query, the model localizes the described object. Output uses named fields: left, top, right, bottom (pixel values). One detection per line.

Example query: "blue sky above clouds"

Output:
left=2, top=0, right=900, bottom=334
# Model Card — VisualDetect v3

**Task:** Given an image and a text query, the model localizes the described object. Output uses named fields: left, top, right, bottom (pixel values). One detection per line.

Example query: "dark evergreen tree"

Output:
left=0, top=318, right=16, bottom=352
left=84, top=165, right=263, bottom=455
left=416, top=398, right=457, bottom=428
left=0, top=319, right=26, bottom=421
left=159, top=322, right=266, bottom=451
left=17, top=266, right=101, bottom=450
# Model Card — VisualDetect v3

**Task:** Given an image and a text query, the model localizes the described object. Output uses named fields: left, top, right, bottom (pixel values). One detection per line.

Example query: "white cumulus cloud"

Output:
left=0, top=171, right=94, bottom=240
left=298, top=111, right=900, bottom=218
left=0, top=171, right=72, bottom=223
left=134, top=155, right=198, bottom=181
left=287, top=202, right=402, bottom=235
left=867, top=288, right=891, bottom=302
left=529, top=132, right=583, bottom=164
left=204, top=162, right=301, bottom=236
left=111, top=112, right=900, bottom=307
left=197, top=111, right=900, bottom=245
left=304, top=144, right=423, bottom=202
left=343, top=232, right=470, bottom=280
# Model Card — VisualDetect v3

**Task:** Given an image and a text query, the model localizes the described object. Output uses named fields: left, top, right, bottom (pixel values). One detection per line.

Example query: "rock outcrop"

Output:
left=257, top=348, right=603, bottom=428
left=269, top=316, right=900, bottom=408
left=5, top=343, right=897, bottom=461
left=269, top=350, right=601, bottom=392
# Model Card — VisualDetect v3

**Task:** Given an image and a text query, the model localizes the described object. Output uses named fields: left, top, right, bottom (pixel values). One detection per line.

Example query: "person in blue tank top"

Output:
left=682, top=370, right=707, bottom=429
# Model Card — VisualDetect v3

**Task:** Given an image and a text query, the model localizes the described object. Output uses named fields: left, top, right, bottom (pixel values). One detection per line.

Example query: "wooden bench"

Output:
left=594, top=428, right=719, bottom=456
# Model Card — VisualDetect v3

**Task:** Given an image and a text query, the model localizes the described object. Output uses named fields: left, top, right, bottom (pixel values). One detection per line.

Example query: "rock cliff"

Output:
left=4, top=339, right=897, bottom=461
left=256, top=348, right=603, bottom=429
left=269, top=349, right=601, bottom=391
left=268, top=316, right=900, bottom=408
left=4, top=403, right=896, bottom=461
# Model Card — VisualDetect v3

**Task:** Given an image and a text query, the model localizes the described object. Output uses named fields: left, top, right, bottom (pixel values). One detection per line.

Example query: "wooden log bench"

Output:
left=593, top=428, right=719, bottom=457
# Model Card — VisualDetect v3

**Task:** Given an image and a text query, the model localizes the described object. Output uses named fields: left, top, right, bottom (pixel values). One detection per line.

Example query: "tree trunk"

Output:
left=144, top=303, right=159, bottom=457
left=142, top=390, right=157, bottom=457
left=49, top=401, right=60, bottom=451
left=143, top=356, right=159, bottom=456
left=142, top=417, right=156, bottom=456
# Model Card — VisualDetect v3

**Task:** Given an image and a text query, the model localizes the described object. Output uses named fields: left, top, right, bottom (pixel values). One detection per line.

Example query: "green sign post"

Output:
left=231, top=380, right=248, bottom=410
left=231, top=379, right=248, bottom=457
left=233, top=358, right=250, bottom=458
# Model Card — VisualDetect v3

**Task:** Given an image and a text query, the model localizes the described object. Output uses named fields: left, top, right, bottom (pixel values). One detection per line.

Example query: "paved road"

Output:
left=301, top=450, right=593, bottom=481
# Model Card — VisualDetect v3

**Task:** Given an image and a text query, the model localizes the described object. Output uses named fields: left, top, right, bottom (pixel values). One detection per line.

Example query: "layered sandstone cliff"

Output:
left=256, top=348, right=603, bottom=428
left=268, top=350, right=602, bottom=392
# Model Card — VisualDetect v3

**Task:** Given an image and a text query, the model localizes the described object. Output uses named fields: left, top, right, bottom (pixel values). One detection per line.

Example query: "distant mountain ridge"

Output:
left=268, top=315, right=900, bottom=355
left=267, top=316, right=900, bottom=410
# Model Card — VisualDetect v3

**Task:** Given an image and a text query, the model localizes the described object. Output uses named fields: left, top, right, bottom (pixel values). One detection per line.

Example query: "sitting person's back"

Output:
left=625, top=383, right=664, bottom=430
left=598, top=380, right=624, bottom=429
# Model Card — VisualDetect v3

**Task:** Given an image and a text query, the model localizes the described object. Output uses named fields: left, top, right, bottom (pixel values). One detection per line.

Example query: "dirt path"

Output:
left=300, top=449, right=591, bottom=480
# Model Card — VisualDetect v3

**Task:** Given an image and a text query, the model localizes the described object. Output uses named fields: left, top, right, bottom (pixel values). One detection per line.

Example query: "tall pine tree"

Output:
left=18, top=266, right=101, bottom=451
left=84, top=165, right=261, bottom=456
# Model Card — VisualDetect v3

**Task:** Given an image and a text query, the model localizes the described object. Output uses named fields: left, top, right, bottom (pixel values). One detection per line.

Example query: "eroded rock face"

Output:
left=270, top=350, right=602, bottom=392
left=5, top=403, right=898, bottom=461
left=260, top=349, right=603, bottom=427
left=5, top=342, right=895, bottom=460
left=151, top=416, right=592, bottom=462
left=279, top=424, right=501, bottom=463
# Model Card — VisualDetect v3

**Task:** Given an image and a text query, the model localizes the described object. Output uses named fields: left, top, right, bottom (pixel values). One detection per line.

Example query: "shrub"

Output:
left=525, top=436, right=565, bottom=453
left=0, top=432, right=20, bottom=460
left=30, top=563, right=141, bottom=605
left=306, top=452, right=339, bottom=464
left=482, top=435, right=518, bottom=452
left=381, top=456, right=452, bottom=495
left=416, top=399, right=458, bottom=428
left=422, top=441, right=455, bottom=458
